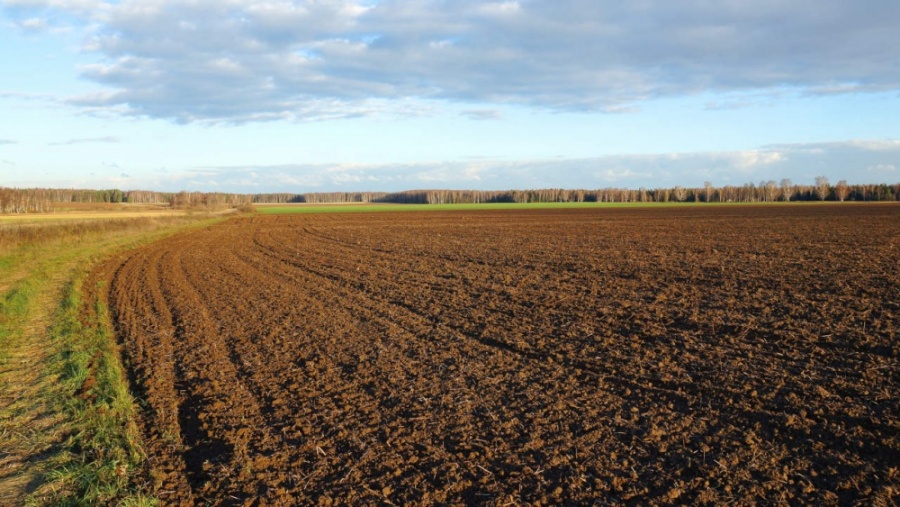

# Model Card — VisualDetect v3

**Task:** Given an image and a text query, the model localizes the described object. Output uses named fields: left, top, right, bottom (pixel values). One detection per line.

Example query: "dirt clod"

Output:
left=95, top=206, right=900, bottom=505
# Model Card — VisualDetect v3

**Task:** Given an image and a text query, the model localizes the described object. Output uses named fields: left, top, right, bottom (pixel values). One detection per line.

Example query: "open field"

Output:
left=0, top=203, right=182, bottom=223
left=255, top=201, right=742, bottom=215
left=0, top=211, right=184, bottom=223
left=254, top=201, right=892, bottom=215
left=96, top=205, right=899, bottom=505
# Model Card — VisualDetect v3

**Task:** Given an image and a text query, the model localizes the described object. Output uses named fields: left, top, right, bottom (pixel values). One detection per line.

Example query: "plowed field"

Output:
left=93, top=205, right=900, bottom=506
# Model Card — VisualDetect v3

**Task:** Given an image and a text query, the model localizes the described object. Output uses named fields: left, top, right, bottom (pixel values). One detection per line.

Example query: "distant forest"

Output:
left=2, top=178, right=899, bottom=214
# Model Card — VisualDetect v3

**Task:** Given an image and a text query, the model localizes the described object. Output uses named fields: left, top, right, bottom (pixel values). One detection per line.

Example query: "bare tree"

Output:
left=835, top=180, right=850, bottom=202
left=740, top=182, right=757, bottom=202
left=720, top=185, right=738, bottom=202
left=704, top=181, right=714, bottom=203
left=815, top=176, right=830, bottom=201
left=780, top=179, right=794, bottom=201
left=764, top=180, right=779, bottom=202
left=673, top=185, right=687, bottom=202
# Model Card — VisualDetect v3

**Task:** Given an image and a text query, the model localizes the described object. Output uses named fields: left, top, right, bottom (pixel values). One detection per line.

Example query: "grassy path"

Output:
left=0, top=216, right=220, bottom=505
left=0, top=266, right=71, bottom=504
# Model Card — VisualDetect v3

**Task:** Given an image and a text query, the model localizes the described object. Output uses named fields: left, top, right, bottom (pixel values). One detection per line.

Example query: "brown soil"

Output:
left=94, top=205, right=900, bottom=506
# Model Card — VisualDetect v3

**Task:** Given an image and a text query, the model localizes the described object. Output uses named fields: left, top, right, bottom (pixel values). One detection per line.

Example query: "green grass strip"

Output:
left=255, top=201, right=702, bottom=214
left=255, top=200, right=864, bottom=215
left=0, top=281, right=37, bottom=377
left=34, top=277, right=156, bottom=507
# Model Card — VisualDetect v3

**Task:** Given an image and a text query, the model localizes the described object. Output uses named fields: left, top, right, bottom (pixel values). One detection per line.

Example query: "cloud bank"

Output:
left=131, top=140, right=899, bottom=193
left=5, top=0, right=900, bottom=122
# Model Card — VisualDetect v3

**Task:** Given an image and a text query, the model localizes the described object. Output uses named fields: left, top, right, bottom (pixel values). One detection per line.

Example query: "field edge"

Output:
left=0, top=215, right=224, bottom=506
left=254, top=200, right=895, bottom=215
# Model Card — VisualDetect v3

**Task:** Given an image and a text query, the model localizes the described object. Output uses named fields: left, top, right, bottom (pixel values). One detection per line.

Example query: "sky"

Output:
left=1, top=0, right=899, bottom=194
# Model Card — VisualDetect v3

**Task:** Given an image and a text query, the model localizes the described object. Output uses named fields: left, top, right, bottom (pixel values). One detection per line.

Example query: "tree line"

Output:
left=253, top=178, right=900, bottom=205
left=0, top=188, right=250, bottom=214
left=2, top=178, right=899, bottom=213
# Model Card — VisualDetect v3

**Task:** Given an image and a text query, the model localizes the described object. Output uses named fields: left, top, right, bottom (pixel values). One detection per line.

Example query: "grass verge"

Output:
left=32, top=277, right=153, bottom=506
left=0, top=282, right=36, bottom=365
left=0, top=215, right=222, bottom=505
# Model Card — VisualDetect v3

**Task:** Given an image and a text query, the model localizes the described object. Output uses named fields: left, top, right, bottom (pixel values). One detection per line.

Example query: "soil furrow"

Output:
left=97, top=206, right=900, bottom=506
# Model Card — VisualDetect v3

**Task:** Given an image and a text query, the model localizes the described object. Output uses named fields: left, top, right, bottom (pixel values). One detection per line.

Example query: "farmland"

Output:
left=253, top=202, right=688, bottom=215
left=94, top=204, right=899, bottom=505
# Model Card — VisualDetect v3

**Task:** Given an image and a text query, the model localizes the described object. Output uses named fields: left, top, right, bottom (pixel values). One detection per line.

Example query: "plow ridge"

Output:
left=96, top=206, right=900, bottom=505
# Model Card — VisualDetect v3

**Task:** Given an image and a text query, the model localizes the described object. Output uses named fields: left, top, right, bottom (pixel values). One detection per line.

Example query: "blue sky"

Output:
left=1, top=0, right=899, bottom=193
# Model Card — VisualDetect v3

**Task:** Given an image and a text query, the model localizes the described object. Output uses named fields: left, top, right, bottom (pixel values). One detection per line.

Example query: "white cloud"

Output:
left=478, top=2, right=521, bottom=17
left=0, top=90, right=57, bottom=103
left=600, top=168, right=651, bottom=182
left=461, top=109, right=501, bottom=120
left=146, top=139, right=892, bottom=193
left=732, top=151, right=785, bottom=170
left=11, top=137, right=896, bottom=192
left=47, top=135, right=119, bottom=145
left=413, top=164, right=486, bottom=183
left=868, top=163, right=895, bottom=173
left=762, top=139, right=900, bottom=153
left=19, top=16, right=45, bottom=29
left=4, top=0, right=900, bottom=122
left=847, top=139, right=900, bottom=151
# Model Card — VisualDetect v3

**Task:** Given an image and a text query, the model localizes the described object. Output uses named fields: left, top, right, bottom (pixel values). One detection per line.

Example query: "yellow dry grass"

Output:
left=0, top=210, right=187, bottom=223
